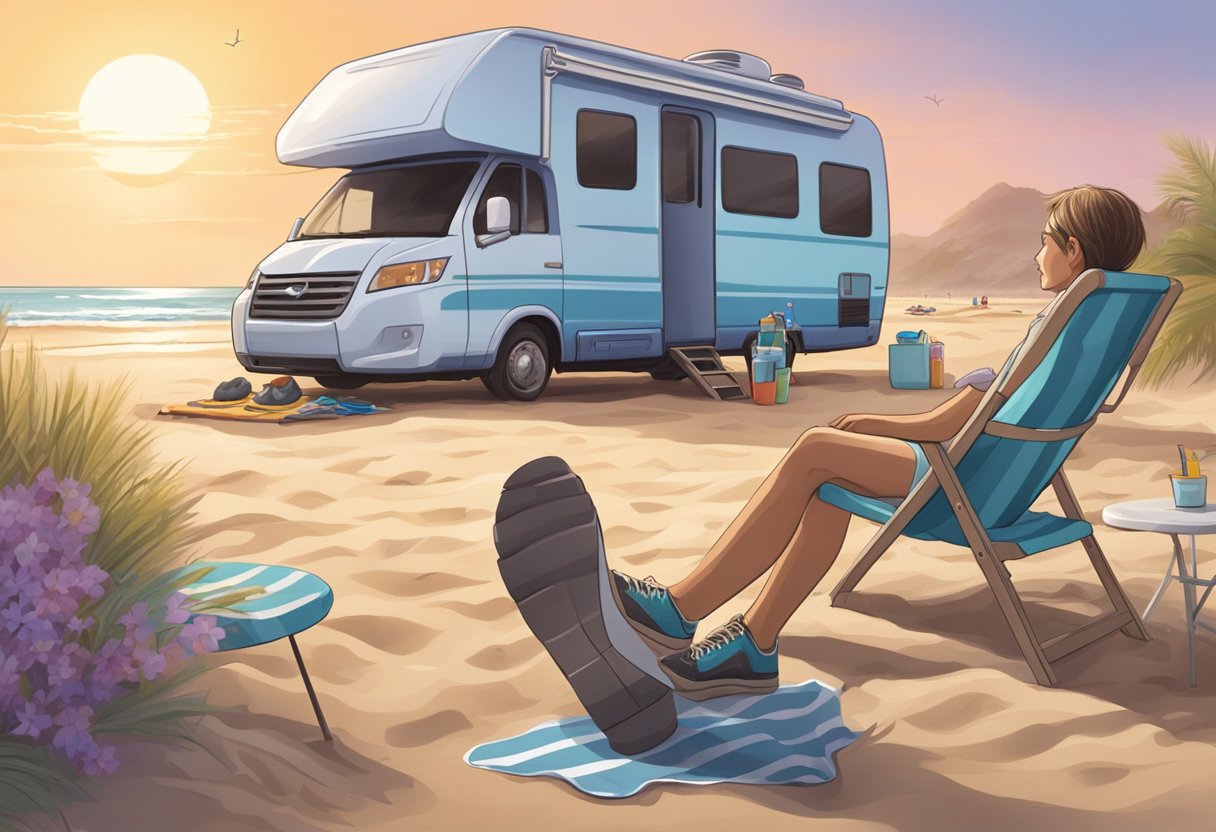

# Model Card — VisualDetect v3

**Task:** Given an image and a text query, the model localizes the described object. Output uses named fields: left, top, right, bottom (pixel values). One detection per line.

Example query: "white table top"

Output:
left=1103, top=498, right=1216, bottom=534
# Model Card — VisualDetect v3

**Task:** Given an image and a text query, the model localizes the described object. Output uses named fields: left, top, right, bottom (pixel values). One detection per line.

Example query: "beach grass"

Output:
left=0, top=311, right=221, bottom=828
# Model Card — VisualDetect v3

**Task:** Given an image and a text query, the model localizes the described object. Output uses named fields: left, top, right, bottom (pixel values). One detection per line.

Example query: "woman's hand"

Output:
left=829, top=413, right=902, bottom=435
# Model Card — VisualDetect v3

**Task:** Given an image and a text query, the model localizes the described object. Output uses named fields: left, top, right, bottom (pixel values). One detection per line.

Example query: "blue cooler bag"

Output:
left=889, top=330, right=930, bottom=389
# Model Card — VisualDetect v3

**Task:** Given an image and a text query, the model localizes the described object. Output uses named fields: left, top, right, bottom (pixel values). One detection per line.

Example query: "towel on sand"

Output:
left=465, top=680, right=857, bottom=798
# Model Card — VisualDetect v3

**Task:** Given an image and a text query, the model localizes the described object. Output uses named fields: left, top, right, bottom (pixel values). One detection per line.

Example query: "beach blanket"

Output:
left=159, top=396, right=388, bottom=423
left=465, top=680, right=857, bottom=798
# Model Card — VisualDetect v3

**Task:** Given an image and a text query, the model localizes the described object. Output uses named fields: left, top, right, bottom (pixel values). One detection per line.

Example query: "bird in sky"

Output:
left=225, top=29, right=242, bottom=47
left=924, top=95, right=943, bottom=106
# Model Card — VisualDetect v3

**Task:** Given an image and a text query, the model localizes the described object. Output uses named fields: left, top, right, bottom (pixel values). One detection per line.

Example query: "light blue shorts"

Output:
left=904, top=441, right=930, bottom=489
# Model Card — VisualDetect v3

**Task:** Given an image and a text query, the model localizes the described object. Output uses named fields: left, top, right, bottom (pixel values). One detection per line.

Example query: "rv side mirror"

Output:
left=476, top=196, right=513, bottom=248
left=486, top=197, right=511, bottom=234
left=288, top=217, right=304, bottom=241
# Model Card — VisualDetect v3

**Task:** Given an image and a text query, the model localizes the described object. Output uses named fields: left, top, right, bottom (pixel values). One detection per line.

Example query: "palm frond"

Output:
left=1135, top=134, right=1216, bottom=388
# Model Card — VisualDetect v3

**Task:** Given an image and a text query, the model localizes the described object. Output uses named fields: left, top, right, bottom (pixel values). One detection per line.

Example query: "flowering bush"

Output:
left=0, top=469, right=225, bottom=776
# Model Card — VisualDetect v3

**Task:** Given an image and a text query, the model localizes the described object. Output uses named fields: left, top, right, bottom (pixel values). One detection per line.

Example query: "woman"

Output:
left=606, top=184, right=1148, bottom=700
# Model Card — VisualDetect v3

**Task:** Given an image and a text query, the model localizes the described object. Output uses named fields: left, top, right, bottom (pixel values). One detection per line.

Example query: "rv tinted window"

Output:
left=525, top=170, right=549, bottom=233
left=721, top=147, right=798, bottom=218
left=474, top=164, right=522, bottom=236
left=820, top=163, right=872, bottom=237
left=662, top=112, right=698, bottom=204
left=577, top=110, right=637, bottom=190
left=299, top=162, right=479, bottom=239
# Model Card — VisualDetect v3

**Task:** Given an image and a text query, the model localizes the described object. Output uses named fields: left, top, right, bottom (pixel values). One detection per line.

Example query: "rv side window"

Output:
left=721, top=147, right=798, bottom=218
left=820, top=163, right=872, bottom=237
left=474, top=164, right=522, bottom=235
left=525, top=170, right=549, bottom=233
left=576, top=110, right=637, bottom=190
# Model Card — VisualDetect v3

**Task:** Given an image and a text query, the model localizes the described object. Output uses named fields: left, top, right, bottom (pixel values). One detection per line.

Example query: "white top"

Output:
left=1102, top=498, right=1216, bottom=534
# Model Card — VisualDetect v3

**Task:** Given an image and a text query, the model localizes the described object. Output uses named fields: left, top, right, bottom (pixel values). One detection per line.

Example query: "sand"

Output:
left=9, top=298, right=1216, bottom=832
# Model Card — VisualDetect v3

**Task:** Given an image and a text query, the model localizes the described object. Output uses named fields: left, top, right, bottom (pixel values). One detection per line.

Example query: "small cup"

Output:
left=1171, top=475, right=1208, bottom=509
left=775, top=368, right=791, bottom=404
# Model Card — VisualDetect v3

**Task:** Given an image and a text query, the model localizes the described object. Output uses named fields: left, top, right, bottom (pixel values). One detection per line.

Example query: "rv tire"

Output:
left=484, top=323, right=552, bottom=402
left=313, top=375, right=366, bottom=390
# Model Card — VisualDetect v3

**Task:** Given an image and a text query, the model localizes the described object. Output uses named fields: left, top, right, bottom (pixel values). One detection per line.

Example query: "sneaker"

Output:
left=251, top=376, right=302, bottom=407
left=493, top=456, right=678, bottom=756
left=659, top=614, right=778, bottom=701
left=609, top=571, right=698, bottom=654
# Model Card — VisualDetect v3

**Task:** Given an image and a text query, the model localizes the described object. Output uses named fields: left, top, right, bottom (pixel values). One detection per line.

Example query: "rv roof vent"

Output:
left=770, top=73, right=805, bottom=90
left=683, top=50, right=772, bottom=81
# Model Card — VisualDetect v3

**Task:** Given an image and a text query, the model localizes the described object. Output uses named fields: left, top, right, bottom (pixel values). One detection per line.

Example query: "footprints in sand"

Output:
left=351, top=569, right=484, bottom=597
left=323, top=615, right=440, bottom=656
left=384, top=710, right=473, bottom=748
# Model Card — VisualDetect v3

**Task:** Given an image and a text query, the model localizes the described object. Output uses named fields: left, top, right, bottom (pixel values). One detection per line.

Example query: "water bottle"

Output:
left=786, top=301, right=797, bottom=328
left=930, top=340, right=945, bottom=389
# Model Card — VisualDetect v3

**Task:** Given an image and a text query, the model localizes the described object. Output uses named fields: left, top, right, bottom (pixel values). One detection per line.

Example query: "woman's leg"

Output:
left=668, top=427, right=920, bottom=620
left=743, top=496, right=851, bottom=650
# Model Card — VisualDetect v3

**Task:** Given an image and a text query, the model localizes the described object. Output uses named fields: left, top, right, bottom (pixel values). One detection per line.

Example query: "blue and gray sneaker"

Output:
left=610, top=571, right=699, bottom=654
left=659, top=614, right=778, bottom=701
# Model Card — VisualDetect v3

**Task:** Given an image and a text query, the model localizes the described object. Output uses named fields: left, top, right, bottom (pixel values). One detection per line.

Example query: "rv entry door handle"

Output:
left=544, top=261, right=563, bottom=269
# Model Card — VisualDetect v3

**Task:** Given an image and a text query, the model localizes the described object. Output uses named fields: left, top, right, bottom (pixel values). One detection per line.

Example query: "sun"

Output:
left=79, top=54, right=211, bottom=177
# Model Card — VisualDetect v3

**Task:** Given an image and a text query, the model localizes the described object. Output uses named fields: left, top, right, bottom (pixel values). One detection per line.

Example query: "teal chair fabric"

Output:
left=821, top=272, right=1172, bottom=555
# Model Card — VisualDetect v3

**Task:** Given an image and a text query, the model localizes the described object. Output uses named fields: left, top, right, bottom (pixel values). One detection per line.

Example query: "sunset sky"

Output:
left=2, top=0, right=1213, bottom=286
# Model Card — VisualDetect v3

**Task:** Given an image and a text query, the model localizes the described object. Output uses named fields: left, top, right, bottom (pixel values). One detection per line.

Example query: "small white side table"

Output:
left=1102, top=498, right=1216, bottom=687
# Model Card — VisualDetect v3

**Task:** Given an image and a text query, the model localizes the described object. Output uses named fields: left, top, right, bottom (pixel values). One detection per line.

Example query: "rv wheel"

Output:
left=313, top=375, right=366, bottom=390
left=483, top=323, right=552, bottom=401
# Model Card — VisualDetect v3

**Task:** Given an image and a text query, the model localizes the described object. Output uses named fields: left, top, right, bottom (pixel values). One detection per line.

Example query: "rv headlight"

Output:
left=368, top=258, right=449, bottom=292
left=245, top=269, right=260, bottom=290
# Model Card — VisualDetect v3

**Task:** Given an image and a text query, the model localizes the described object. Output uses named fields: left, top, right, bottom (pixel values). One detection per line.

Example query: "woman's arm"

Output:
left=829, top=385, right=986, bottom=442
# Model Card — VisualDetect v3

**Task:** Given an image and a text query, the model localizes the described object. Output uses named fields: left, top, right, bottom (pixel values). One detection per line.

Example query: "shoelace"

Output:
left=689, top=615, right=748, bottom=660
left=620, top=573, right=667, bottom=601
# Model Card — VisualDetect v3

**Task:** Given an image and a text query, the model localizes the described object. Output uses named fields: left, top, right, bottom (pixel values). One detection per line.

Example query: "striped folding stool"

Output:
left=177, top=561, right=335, bottom=742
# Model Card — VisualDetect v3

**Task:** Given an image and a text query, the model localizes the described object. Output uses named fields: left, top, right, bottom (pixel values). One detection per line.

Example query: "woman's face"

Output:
left=1035, top=220, right=1086, bottom=292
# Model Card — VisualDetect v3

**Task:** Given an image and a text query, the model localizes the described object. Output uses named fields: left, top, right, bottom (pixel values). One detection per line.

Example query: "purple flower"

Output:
left=11, top=691, right=53, bottom=739
left=14, top=532, right=50, bottom=567
left=1, top=602, right=28, bottom=634
left=67, top=615, right=95, bottom=635
left=178, top=616, right=225, bottom=655
left=163, top=593, right=191, bottom=625
left=133, top=645, right=167, bottom=681
left=81, top=744, right=118, bottom=776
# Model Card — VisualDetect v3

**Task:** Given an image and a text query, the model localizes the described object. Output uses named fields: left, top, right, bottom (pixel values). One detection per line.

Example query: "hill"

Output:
left=889, top=183, right=1182, bottom=297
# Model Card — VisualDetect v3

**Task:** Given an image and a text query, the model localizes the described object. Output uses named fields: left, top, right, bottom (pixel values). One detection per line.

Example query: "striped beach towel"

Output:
left=465, top=680, right=857, bottom=798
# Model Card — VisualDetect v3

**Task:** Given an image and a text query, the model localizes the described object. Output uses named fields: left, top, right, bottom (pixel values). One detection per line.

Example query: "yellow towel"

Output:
left=159, top=397, right=313, bottom=423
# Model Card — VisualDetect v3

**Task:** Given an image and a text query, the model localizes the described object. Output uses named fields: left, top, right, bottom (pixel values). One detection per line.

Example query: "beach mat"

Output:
left=465, top=680, right=857, bottom=798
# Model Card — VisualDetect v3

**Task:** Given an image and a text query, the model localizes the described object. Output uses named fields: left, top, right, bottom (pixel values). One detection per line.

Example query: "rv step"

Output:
left=667, top=346, right=749, bottom=402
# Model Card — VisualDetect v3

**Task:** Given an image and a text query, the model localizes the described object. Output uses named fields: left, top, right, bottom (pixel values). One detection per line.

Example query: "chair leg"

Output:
left=1051, top=471, right=1150, bottom=641
left=1080, top=534, right=1150, bottom=640
left=922, top=443, right=1058, bottom=687
left=289, top=635, right=334, bottom=742
left=829, top=468, right=939, bottom=606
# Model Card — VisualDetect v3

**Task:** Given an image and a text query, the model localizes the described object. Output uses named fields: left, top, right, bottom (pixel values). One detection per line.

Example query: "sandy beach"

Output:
left=11, top=298, right=1216, bottom=832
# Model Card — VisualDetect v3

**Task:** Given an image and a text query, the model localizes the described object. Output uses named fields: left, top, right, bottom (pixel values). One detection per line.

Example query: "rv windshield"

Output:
left=298, top=162, right=480, bottom=239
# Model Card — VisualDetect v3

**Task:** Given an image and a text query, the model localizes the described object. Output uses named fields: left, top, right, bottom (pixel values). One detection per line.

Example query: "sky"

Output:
left=1, top=0, right=1213, bottom=286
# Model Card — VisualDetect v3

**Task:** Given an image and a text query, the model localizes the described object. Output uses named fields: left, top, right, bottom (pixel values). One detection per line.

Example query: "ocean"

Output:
left=0, top=287, right=241, bottom=326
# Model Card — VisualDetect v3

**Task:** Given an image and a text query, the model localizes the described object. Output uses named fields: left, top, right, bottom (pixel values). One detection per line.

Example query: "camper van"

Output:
left=231, top=28, right=889, bottom=401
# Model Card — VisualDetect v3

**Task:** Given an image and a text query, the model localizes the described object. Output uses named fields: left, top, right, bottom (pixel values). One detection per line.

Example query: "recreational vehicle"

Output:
left=230, top=28, right=889, bottom=400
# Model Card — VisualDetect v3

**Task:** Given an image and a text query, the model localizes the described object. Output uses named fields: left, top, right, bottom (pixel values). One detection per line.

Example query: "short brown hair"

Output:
left=1044, top=186, right=1145, bottom=272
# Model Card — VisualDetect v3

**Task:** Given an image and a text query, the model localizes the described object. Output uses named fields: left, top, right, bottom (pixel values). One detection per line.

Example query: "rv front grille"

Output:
left=838, top=298, right=870, bottom=327
left=250, top=272, right=361, bottom=320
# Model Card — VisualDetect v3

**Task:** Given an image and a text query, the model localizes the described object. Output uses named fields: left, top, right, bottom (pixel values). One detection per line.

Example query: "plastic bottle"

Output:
left=929, top=340, right=945, bottom=389
left=786, top=301, right=797, bottom=328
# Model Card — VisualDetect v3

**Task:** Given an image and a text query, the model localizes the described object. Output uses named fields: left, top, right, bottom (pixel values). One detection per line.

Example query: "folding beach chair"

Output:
left=823, top=270, right=1182, bottom=686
